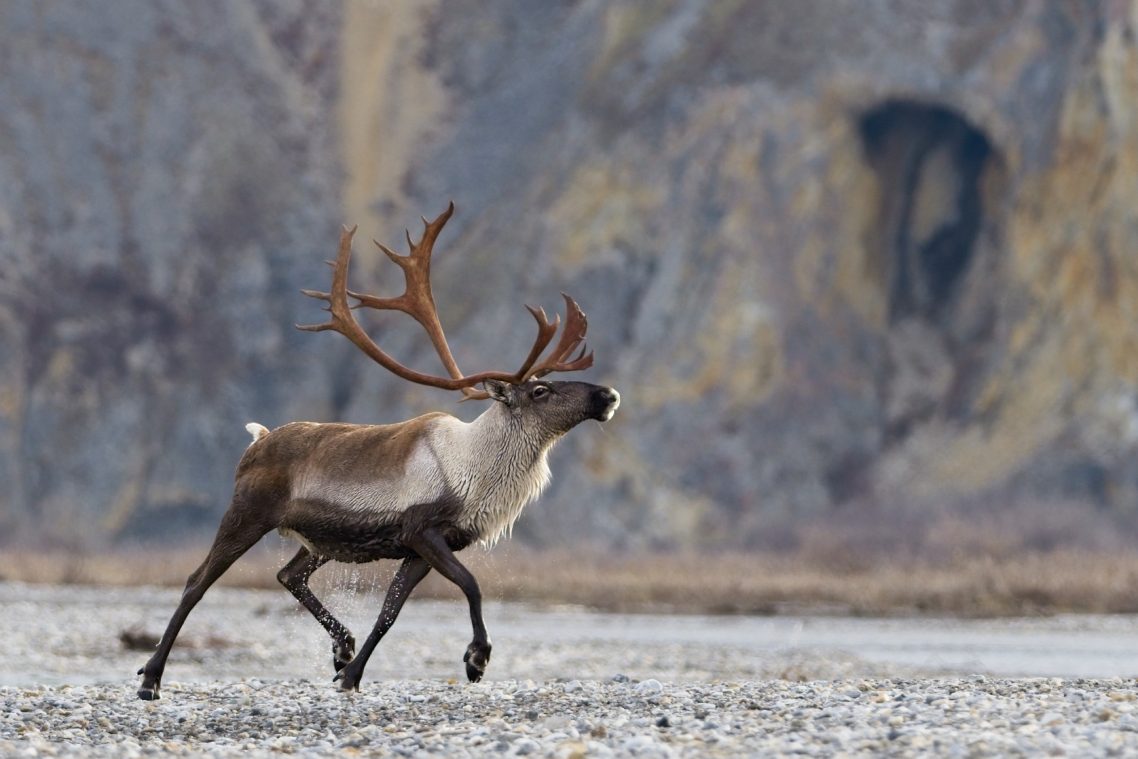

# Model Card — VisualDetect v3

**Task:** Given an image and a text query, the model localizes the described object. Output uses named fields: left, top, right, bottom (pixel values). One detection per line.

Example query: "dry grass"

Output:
left=4, top=542, right=1138, bottom=617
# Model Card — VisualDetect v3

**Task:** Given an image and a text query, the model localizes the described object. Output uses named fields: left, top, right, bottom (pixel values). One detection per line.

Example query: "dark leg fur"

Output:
left=136, top=507, right=271, bottom=700
left=277, top=547, right=356, bottom=672
left=406, top=528, right=491, bottom=682
left=335, top=556, right=431, bottom=691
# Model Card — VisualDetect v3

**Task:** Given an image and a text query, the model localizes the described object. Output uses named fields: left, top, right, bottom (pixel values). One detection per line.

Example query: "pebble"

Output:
left=635, top=679, right=664, bottom=696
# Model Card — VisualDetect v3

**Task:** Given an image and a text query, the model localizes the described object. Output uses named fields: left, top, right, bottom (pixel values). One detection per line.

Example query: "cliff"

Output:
left=2, top=1, right=1137, bottom=553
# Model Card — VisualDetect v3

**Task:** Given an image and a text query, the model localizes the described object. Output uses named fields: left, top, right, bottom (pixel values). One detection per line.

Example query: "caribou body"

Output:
left=136, top=205, right=619, bottom=699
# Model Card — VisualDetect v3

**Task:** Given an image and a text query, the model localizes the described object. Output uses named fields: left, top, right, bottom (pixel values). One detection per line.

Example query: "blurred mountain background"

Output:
left=2, top=1, right=1137, bottom=561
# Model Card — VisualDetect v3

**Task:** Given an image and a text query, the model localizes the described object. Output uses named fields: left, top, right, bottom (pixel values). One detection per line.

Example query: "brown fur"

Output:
left=238, top=414, right=445, bottom=483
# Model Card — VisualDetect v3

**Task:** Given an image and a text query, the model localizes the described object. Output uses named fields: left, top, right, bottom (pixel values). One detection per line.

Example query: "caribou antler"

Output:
left=298, top=203, right=594, bottom=400
left=518, top=295, right=594, bottom=379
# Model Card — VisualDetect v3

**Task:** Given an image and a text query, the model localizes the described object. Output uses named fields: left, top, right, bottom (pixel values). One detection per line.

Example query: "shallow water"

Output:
left=498, top=605, right=1138, bottom=679
left=1, top=581, right=1136, bottom=688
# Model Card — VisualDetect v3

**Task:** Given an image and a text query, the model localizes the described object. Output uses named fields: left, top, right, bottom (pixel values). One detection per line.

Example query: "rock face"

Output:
left=2, top=1, right=1137, bottom=553
left=0, top=1, right=344, bottom=544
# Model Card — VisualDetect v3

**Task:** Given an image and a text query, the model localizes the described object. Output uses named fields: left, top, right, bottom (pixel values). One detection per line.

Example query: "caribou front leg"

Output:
left=334, top=556, right=431, bottom=691
left=407, top=528, right=491, bottom=682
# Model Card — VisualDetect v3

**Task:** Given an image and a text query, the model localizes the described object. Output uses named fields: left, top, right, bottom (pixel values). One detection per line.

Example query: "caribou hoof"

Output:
left=137, top=667, right=161, bottom=700
left=137, top=686, right=161, bottom=701
left=333, top=664, right=362, bottom=692
left=463, top=641, right=491, bottom=683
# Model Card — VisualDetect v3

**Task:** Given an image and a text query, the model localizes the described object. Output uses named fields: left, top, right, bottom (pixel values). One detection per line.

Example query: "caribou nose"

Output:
left=597, top=387, right=620, bottom=421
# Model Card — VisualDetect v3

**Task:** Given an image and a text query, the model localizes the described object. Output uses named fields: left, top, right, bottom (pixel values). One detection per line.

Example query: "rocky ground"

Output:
left=3, top=582, right=1138, bottom=756
left=5, top=677, right=1138, bottom=757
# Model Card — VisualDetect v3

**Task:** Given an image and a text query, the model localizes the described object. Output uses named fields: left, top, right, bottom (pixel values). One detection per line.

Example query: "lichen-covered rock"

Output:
left=2, top=1, right=1136, bottom=552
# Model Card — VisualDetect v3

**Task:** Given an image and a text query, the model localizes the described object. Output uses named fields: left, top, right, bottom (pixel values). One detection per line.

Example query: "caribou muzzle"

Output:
left=594, top=387, right=620, bottom=422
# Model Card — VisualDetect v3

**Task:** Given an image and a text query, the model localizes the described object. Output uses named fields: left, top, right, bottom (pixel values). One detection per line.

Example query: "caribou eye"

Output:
left=532, top=385, right=550, bottom=399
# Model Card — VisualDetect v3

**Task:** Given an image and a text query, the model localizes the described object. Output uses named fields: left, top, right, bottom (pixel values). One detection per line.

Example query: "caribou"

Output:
left=136, top=203, right=620, bottom=699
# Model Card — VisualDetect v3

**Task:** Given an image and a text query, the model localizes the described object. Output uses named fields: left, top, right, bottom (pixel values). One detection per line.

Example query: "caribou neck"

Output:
left=442, top=401, right=559, bottom=547
left=465, top=400, right=559, bottom=465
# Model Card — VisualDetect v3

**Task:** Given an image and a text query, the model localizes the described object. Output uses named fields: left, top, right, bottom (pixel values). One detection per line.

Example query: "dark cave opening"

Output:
left=850, top=99, right=1004, bottom=462
left=859, top=100, right=992, bottom=324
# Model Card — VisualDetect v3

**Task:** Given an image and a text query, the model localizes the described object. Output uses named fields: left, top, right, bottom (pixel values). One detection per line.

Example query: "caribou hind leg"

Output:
left=335, top=556, right=431, bottom=691
left=136, top=503, right=272, bottom=701
left=276, top=547, right=356, bottom=672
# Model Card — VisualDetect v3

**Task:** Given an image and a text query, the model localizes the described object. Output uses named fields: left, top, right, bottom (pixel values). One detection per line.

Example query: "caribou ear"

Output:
left=482, top=379, right=515, bottom=405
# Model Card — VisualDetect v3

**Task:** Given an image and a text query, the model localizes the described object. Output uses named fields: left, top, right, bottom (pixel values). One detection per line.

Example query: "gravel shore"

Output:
left=5, top=677, right=1138, bottom=757
left=4, top=581, right=1138, bottom=755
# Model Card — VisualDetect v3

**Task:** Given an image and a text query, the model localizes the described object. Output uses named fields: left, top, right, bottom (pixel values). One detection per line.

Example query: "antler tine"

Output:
left=297, top=225, right=358, bottom=332
left=374, top=240, right=409, bottom=269
left=554, top=344, right=595, bottom=373
left=532, top=349, right=595, bottom=378
left=411, top=200, right=455, bottom=261
left=510, top=306, right=561, bottom=382
left=532, top=347, right=595, bottom=378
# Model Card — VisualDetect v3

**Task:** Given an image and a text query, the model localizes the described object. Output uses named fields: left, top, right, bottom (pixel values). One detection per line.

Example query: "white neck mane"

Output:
left=429, top=404, right=559, bottom=547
